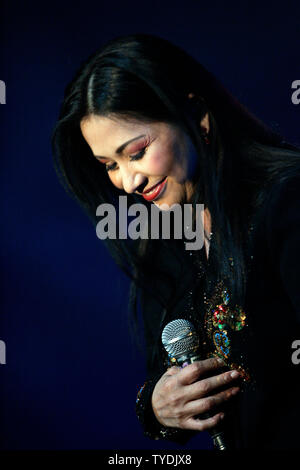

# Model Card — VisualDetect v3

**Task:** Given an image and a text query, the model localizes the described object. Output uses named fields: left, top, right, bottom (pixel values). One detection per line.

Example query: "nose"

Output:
left=135, top=179, right=148, bottom=194
left=120, top=167, right=147, bottom=194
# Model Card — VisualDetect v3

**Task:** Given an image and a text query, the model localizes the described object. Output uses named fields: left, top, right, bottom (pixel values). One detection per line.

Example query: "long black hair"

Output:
left=51, top=33, right=300, bottom=352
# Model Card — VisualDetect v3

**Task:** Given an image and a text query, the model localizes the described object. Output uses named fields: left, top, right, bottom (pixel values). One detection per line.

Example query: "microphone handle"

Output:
left=178, top=355, right=228, bottom=450
left=199, top=412, right=227, bottom=450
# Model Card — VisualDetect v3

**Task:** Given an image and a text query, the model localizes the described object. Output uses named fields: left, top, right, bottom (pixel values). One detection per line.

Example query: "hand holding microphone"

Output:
left=151, top=319, right=240, bottom=450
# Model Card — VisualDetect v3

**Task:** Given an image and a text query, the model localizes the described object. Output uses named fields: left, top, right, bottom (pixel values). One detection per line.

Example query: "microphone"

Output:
left=161, top=319, right=227, bottom=450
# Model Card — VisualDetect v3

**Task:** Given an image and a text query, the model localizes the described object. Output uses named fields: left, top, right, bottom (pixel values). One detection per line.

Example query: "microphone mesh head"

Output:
left=161, top=319, right=200, bottom=358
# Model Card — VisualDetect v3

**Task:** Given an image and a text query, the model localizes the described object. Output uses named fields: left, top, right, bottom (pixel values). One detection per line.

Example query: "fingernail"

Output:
left=230, top=370, right=239, bottom=379
left=231, top=387, right=240, bottom=395
left=219, top=413, right=225, bottom=420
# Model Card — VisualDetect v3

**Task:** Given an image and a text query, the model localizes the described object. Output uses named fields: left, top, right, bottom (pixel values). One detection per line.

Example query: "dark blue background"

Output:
left=0, top=0, right=299, bottom=450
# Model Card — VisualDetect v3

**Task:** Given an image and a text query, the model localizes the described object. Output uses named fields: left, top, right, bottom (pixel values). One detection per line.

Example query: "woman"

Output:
left=51, top=33, right=300, bottom=449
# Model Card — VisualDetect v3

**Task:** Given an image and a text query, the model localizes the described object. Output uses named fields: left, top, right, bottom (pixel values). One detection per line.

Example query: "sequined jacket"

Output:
left=135, top=175, right=300, bottom=449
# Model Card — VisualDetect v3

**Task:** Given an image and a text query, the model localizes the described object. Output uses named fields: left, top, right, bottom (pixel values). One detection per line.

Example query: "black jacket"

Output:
left=135, top=175, right=300, bottom=449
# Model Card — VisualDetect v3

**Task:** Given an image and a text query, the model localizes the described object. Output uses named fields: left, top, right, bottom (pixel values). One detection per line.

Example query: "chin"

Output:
left=154, top=195, right=185, bottom=210
left=152, top=179, right=186, bottom=209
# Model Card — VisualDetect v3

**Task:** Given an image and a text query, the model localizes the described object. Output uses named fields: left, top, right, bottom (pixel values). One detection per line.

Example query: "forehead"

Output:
left=80, top=114, right=152, bottom=154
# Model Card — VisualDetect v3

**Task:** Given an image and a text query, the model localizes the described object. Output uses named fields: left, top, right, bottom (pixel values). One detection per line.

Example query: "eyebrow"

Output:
left=94, top=134, right=146, bottom=160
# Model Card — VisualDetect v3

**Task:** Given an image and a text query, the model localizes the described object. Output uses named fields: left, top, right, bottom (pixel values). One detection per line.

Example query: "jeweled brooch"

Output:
left=204, top=280, right=251, bottom=382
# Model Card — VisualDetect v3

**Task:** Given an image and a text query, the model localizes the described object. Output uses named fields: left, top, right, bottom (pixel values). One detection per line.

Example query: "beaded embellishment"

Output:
left=136, top=382, right=147, bottom=404
left=204, top=279, right=251, bottom=382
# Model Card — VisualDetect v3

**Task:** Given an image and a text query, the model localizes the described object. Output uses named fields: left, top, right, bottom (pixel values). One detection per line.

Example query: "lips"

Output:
left=142, top=176, right=168, bottom=202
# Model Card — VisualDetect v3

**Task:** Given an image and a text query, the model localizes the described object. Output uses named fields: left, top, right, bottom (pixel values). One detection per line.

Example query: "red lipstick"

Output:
left=142, top=177, right=168, bottom=202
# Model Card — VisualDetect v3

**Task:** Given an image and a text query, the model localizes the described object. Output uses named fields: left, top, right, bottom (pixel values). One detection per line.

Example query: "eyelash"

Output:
left=105, top=147, right=148, bottom=172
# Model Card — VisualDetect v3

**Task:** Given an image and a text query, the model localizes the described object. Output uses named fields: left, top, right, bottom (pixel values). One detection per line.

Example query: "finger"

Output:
left=184, top=412, right=225, bottom=432
left=160, top=366, right=181, bottom=384
left=183, top=386, right=240, bottom=416
left=187, top=370, right=240, bottom=400
left=177, top=357, right=225, bottom=385
left=165, top=365, right=181, bottom=377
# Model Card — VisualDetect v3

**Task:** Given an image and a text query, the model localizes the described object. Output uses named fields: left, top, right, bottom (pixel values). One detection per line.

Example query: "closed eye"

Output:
left=105, top=147, right=147, bottom=172
left=129, top=148, right=147, bottom=161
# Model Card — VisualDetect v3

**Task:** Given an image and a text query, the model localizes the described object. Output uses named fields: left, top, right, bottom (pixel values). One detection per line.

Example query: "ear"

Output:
left=200, top=112, right=210, bottom=134
left=187, top=93, right=210, bottom=134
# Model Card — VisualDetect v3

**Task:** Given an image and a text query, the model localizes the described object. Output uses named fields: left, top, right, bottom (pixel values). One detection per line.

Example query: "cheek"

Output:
left=108, top=173, right=123, bottom=190
left=147, top=149, right=174, bottom=174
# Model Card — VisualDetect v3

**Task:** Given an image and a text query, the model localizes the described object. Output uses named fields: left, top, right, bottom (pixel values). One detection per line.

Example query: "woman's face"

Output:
left=80, top=114, right=205, bottom=209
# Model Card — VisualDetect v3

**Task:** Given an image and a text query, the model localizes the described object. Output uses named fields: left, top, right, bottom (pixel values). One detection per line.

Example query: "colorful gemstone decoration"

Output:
left=213, top=329, right=230, bottom=357
left=211, top=295, right=246, bottom=333
left=136, top=382, right=147, bottom=404
left=212, top=305, right=228, bottom=330
left=204, top=280, right=251, bottom=382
